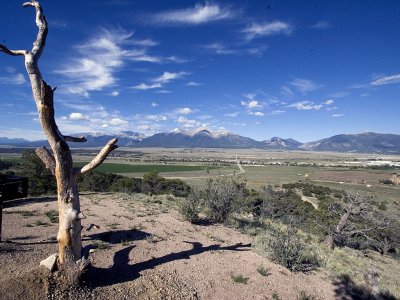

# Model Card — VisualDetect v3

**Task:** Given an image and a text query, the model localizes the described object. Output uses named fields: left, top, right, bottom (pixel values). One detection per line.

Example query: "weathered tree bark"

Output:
left=0, top=1, right=118, bottom=266
left=324, top=200, right=354, bottom=249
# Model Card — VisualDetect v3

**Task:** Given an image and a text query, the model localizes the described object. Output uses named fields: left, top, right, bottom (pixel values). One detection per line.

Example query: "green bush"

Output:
left=0, top=158, right=13, bottom=172
left=203, top=177, right=246, bottom=223
left=380, top=179, right=394, bottom=185
left=378, top=202, right=387, bottom=211
left=142, top=170, right=166, bottom=195
left=110, top=177, right=142, bottom=194
left=178, top=190, right=201, bottom=223
left=262, top=225, right=319, bottom=272
left=141, top=170, right=191, bottom=197
left=164, top=178, right=191, bottom=197
left=231, top=273, right=248, bottom=284
left=17, top=150, right=56, bottom=196
left=77, top=170, right=121, bottom=192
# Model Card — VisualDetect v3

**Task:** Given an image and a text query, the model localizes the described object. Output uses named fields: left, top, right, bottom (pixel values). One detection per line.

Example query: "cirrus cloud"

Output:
left=149, top=3, right=235, bottom=25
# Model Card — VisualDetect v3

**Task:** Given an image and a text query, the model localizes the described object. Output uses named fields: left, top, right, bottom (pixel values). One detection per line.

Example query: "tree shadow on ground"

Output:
left=3, top=196, right=56, bottom=208
left=333, top=274, right=397, bottom=300
left=84, top=240, right=251, bottom=288
left=84, top=229, right=151, bottom=244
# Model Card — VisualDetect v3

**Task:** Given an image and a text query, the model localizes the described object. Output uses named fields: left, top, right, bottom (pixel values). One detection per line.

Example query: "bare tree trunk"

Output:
left=324, top=199, right=354, bottom=249
left=1, top=1, right=118, bottom=266
left=382, top=237, right=390, bottom=256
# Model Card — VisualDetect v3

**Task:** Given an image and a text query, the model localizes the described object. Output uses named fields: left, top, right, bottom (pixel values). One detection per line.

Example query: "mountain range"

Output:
left=1, top=129, right=400, bottom=154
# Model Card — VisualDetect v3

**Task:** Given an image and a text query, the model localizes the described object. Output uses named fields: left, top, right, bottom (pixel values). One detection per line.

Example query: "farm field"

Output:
left=72, top=162, right=215, bottom=174
left=2, top=148, right=399, bottom=215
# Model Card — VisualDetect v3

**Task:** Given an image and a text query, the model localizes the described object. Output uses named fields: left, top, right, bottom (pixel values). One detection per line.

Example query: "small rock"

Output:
left=40, top=253, right=58, bottom=271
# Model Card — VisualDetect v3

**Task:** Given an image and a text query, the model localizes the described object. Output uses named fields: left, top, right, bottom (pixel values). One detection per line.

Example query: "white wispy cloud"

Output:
left=324, top=99, right=334, bottom=105
left=110, top=90, right=120, bottom=97
left=0, top=128, right=45, bottom=141
left=186, top=81, right=202, bottom=86
left=176, top=107, right=193, bottom=115
left=242, top=21, right=292, bottom=40
left=60, top=100, right=107, bottom=114
left=69, top=112, right=89, bottom=121
left=150, top=3, right=235, bottom=25
left=176, top=116, right=201, bottom=128
left=0, top=68, right=26, bottom=85
left=109, top=117, right=129, bottom=127
left=241, top=100, right=263, bottom=109
left=151, top=101, right=159, bottom=107
left=56, top=29, right=160, bottom=97
left=225, top=112, right=240, bottom=117
left=126, top=38, right=159, bottom=47
left=145, top=114, right=168, bottom=121
left=332, top=113, right=344, bottom=117
left=371, top=73, right=400, bottom=86
left=287, top=101, right=323, bottom=111
left=204, top=42, right=267, bottom=57
left=271, top=110, right=285, bottom=115
left=281, top=85, right=294, bottom=97
left=330, top=91, right=351, bottom=98
left=250, top=111, right=265, bottom=117
left=166, top=56, right=188, bottom=63
left=289, top=77, right=321, bottom=94
left=205, top=43, right=237, bottom=55
left=310, top=21, right=331, bottom=30
left=132, top=83, right=162, bottom=90
left=198, top=115, right=212, bottom=120
left=153, top=71, right=188, bottom=83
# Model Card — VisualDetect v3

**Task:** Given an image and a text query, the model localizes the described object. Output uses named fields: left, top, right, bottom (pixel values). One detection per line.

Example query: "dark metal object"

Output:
left=0, top=175, right=28, bottom=242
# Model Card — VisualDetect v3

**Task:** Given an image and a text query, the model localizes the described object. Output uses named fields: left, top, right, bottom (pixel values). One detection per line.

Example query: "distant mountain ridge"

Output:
left=1, top=130, right=400, bottom=154
left=300, top=132, right=400, bottom=154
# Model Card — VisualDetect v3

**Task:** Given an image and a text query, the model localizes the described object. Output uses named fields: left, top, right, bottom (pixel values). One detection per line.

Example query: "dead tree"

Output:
left=323, top=192, right=371, bottom=249
left=360, top=218, right=400, bottom=256
left=0, top=1, right=118, bottom=266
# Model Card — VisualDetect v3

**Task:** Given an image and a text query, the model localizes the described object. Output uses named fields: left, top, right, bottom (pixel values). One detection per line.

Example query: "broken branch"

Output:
left=64, top=136, right=87, bottom=143
left=23, top=0, right=47, bottom=59
left=35, top=146, right=56, bottom=175
left=78, top=138, right=118, bottom=175
left=0, top=45, right=27, bottom=56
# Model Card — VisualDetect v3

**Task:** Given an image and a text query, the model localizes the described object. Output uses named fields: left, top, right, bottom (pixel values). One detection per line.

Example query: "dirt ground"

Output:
left=0, top=193, right=345, bottom=299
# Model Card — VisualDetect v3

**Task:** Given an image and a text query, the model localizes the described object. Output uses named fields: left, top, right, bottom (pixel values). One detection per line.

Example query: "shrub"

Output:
left=297, top=291, right=316, bottom=300
left=179, top=190, right=202, bottom=223
left=17, top=150, right=56, bottom=196
left=142, top=170, right=166, bottom=195
left=0, top=158, right=13, bottom=172
left=110, top=177, right=142, bottom=194
left=203, top=177, right=246, bottom=223
left=164, top=178, right=191, bottom=197
left=380, top=179, right=394, bottom=185
left=256, top=266, right=271, bottom=276
left=45, top=210, right=58, bottom=223
left=261, top=225, right=319, bottom=272
left=77, top=170, right=121, bottom=192
left=231, top=274, right=248, bottom=284
left=377, top=202, right=387, bottom=211
left=141, top=170, right=191, bottom=197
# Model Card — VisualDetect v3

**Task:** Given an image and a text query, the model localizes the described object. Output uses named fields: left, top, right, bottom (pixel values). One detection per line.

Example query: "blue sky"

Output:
left=0, top=0, right=399, bottom=142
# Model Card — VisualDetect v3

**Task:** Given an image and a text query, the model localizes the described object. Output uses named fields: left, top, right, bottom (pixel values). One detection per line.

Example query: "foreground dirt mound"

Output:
left=0, top=193, right=337, bottom=299
left=0, top=267, right=49, bottom=300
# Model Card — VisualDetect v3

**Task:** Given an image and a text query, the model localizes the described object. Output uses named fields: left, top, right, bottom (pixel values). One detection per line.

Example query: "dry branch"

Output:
left=0, top=0, right=117, bottom=267
left=78, top=138, right=119, bottom=175
left=0, top=45, right=27, bottom=56
left=64, top=135, right=87, bottom=143
left=35, top=146, right=56, bottom=175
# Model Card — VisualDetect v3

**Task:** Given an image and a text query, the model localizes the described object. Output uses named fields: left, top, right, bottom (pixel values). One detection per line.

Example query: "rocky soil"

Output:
left=0, top=193, right=341, bottom=299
